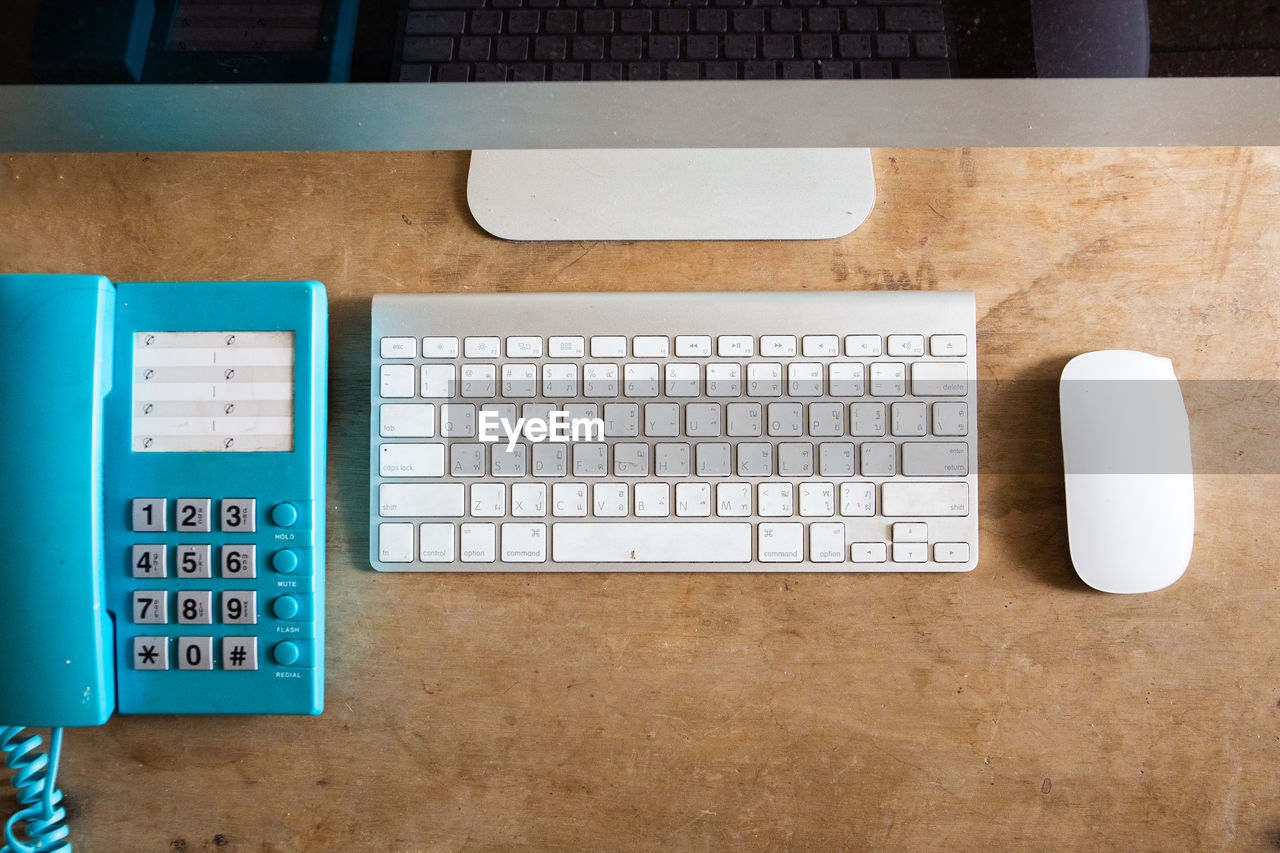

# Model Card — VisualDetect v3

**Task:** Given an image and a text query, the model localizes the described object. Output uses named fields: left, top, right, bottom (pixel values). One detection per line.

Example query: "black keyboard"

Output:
left=395, top=0, right=954, bottom=81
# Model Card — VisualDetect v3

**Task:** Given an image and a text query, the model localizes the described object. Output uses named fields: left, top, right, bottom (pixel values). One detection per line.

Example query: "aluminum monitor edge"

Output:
left=1, top=79, right=1279, bottom=152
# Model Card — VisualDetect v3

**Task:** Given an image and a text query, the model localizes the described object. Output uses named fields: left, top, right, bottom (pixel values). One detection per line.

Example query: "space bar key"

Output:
left=552, top=523, right=754, bottom=563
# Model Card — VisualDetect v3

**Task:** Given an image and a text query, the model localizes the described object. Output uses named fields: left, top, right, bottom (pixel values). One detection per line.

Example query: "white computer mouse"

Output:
left=1060, top=351, right=1195, bottom=593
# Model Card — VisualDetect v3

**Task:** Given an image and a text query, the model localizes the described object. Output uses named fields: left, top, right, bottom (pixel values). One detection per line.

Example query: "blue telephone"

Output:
left=0, top=275, right=327, bottom=851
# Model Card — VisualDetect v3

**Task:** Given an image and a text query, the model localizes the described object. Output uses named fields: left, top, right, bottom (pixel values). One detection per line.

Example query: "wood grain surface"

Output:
left=2, top=147, right=1278, bottom=852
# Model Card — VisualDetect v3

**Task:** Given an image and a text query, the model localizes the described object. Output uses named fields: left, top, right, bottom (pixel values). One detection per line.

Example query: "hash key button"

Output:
left=222, top=637, right=258, bottom=671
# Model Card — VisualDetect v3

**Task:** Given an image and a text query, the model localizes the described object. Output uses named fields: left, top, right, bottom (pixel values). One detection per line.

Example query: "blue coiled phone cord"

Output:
left=1, top=727, right=70, bottom=853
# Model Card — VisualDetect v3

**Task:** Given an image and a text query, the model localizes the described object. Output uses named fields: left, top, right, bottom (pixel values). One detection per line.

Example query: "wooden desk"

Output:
left=3, top=148, right=1278, bottom=851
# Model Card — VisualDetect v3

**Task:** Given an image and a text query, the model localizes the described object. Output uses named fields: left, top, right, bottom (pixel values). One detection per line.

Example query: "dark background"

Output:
left=1, top=0, right=1278, bottom=83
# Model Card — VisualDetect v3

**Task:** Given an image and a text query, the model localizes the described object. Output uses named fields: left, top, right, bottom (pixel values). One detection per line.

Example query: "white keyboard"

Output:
left=370, top=291, right=977, bottom=572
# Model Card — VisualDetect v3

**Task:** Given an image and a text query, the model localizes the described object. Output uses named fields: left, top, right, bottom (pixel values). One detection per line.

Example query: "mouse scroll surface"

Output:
left=1060, top=351, right=1195, bottom=594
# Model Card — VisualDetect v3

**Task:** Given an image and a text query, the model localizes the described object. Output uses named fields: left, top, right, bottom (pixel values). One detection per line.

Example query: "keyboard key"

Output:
left=802, top=335, right=839, bottom=356
left=549, top=335, right=586, bottom=357
left=726, top=402, right=762, bottom=436
left=911, top=361, right=967, bottom=396
left=665, top=363, right=700, bottom=396
left=470, top=483, right=506, bottom=517
left=929, top=334, right=967, bottom=357
left=404, top=37, right=454, bottom=62
left=845, top=334, right=881, bottom=357
left=934, top=542, right=970, bottom=563
left=553, top=482, right=589, bottom=516
left=892, top=542, right=927, bottom=563
left=379, top=523, right=414, bottom=562
left=421, top=364, right=455, bottom=398
left=901, top=442, right=969, bottom=476
left=891, top=401, right=927, bottom=436
left=674, top=482, right=711, bottom=516
left=881, top=482, right=969, bottom=517
left=869, top=362, right=906, bottom=396
left=809, top=522, right=845, bottom=562
left=460, top=364, right=497, bottom=397
left=379, top=443, right=445, bottom=477
left=381, top=337, right=416, bottom=358
left=849, top=402, right=886, bottom=436
left=624, top=363, right=660, bottom=397
left=839, top=483, right=875, bottom=516
left=747, top=363, right=783, bottom=396
left=591, top=336, right=628, bottom=357
left=799, top=482, right=834, bottom=517
left=407, top=11, right=466, bottom=34
left=766, top=401, right=803, bottom=436
left=551, top=522, right=751, bottom=561
left=706, top=363, right=742, bottom=397
left=675, top=335, right=712, bottom=356
left=633, top=336, right=669, bottom=357
left=379, top=483, right=466, bottom=517
left=758, top=483, right=794, bottom=516
left=717, top=335, right=753, bottom=357
left=931, top=401, right=968, bottom=436
left=380, top=364, right=415, bottom=398
left=758, top=522, right=803, bottom=562
left=851, top=542, right=888, bottom=563
left=422, top=336, right=459, bottom=358
left=887, top=334, right=925, bottom=357
left=635, top=483, right=671, bottom=516
left=461, top=523, right=497, bottom=562
left=860, top=442, right=897, bottom=477
left=501, top=522, right=548, bottom=561
left=892, top=522, right=928, bottom=542
left=380, top=403, right=435, bottom=437
left=419, top=523, right=456, bottom=562
left=760, top=335, right=797, bottom=356
left=594, top=483, right=630, bottom=516
left=511, top=483, right=548, bottom=516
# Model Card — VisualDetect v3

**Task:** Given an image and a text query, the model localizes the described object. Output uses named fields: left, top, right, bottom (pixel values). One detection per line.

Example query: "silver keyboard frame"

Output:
left=370, top=291, right=978, bottom=572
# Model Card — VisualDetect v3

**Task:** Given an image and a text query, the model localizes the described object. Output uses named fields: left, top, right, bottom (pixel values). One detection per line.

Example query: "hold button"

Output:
left=271, top=502, right=299, bottom=528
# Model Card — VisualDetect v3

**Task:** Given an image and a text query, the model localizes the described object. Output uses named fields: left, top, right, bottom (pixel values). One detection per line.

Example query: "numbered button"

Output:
left=131, top=498, right=166, bottom=532
left=174, top=498, right=211, bottom=532
left=222, top=591, right=258, bottom=625
left=174, top=544, right=212, bottom=579
left=132, top=590, right=167, bottom=624
left=221, top=545, right=257, bottom=579
left=220, top=498, right=256, bottom=532
left=133, top=637, right=169, bottom=670
left=221, top=636, right=258, bottom=671
left=131, top=544, right=166, bottom=578
left=176, top=590, right=212, bottom=625
left=177, top=636, right=214, bottom=671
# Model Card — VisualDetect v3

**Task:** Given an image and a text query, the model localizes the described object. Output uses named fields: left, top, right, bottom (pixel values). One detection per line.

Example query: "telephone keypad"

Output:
left=219, top=498, right=256, bottom=532
left=221, top=591, right=257, bottom=625
left=133, top=637, right=169, bottom=670
left=176, top=636, right=214, bottom=670
left=131, top=544, right=166, bottom=578
left=175, top=590, right=212, bottom=625
left=132, top=590, right=167, bottom=624
left=131, top=498, right=167, bottom=532
left=175, top=498, right=211, bottom=532
left=221, top=636, right=258, bottom=671
left=125, top=494, right=312, bottom=677
left=220, top=545, right=257, bottom=579
left=175, top=544, right=211, bottom=579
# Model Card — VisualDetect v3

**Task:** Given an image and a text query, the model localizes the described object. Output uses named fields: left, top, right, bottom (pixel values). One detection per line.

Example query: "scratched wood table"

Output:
left=2, top=147, right=1278, bottom=851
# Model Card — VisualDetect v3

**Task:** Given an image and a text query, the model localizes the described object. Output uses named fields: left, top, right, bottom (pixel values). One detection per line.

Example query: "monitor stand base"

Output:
left=467, top=148, right=876, bottom=241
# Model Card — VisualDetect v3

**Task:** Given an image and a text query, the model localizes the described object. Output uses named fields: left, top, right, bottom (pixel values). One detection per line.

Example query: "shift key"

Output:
left=881, top=482, right=969, bottom=517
